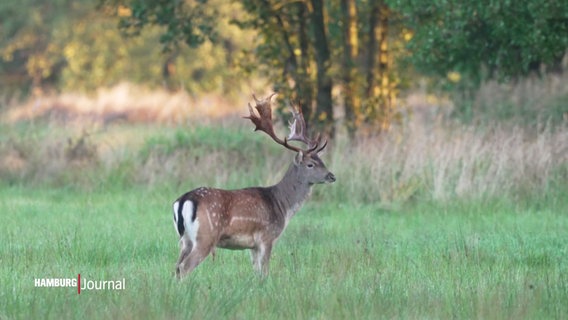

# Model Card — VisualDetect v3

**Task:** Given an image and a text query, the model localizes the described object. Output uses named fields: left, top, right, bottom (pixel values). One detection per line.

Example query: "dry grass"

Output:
left=2, top=82, right=268, bottom=125
left=330, top=121, right=567, bottom=204
left=458, top=72, right=568, bottom=126
left=1, top=78, right=566, bottom=203
left=2, top=115, right=564, bottom=205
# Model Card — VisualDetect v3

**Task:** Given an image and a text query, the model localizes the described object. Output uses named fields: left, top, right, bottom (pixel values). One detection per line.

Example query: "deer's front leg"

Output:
left=251, top=242, right=273, bottom=277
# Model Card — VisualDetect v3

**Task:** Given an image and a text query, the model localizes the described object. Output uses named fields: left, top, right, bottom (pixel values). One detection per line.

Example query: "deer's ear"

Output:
left=294, top=151, right=304, bottom=165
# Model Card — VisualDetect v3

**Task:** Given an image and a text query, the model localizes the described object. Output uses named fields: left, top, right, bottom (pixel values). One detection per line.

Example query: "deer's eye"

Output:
left=307, top=163, right=314, bottom=168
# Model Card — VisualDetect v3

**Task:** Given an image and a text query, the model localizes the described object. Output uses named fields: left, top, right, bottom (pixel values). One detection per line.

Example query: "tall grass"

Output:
left=452, top=72, right=568, bottom=127
left=1, top=116, right=565, bottom=205
left=330, top=122, right=567, bottom=204
left=2, top=82, right=263, bottom=124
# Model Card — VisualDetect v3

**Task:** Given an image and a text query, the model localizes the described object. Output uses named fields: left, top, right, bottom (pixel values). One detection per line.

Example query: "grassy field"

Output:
left=0, top=112, right=567, bottom=319
left=1, top=185, right=567, bottom=319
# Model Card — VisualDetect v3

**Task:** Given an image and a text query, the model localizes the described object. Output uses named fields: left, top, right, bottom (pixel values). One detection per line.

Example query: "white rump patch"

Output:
left=173, top=201, right=180, bottom=234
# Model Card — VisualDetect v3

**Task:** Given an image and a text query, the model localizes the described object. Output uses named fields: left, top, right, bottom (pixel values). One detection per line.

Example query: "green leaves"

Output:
left=390, top=0, right=568, bottom=82
left=112, top=0, right=218, bottom=51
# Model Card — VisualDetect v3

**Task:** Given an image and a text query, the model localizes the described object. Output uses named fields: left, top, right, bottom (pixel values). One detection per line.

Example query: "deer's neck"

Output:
left=270, top=164, right=312, bottom=221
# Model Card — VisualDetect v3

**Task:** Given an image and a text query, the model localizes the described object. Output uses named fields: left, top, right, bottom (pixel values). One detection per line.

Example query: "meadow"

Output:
left=0, top=88, right=567, bottom=319
left=1, top=184, right=567, bottom=319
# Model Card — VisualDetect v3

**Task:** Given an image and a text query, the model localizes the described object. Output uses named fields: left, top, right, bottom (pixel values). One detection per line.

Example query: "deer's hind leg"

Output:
left=176, top=217, right=218, bottom=279
left=176, top=239, right=216, bottom=279
left=176, top=234, right=193, bottom=268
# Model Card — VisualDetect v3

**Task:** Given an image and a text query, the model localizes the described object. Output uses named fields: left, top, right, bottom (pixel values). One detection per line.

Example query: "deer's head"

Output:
left=245, top=93, right=336, bottom=185
left=292, top=150, right=336, bottom=185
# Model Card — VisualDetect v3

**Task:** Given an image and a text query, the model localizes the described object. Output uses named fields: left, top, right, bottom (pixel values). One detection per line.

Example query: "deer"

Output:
left=172, top=93, right=336, bottom=279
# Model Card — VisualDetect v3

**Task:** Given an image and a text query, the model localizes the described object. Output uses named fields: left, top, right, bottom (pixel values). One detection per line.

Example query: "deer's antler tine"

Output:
left=287, top=102, right=316, bottom=147
left=246, top=102, right=256, bottom=119
left=252, top=94, right=260, bottom=103
left=244, top=102, right=261, bottom=131
left=315, top=139, right=328, bottom=154
left=311, top=133, right=322, bottom=149
left=306, top=134, right=323, bottom=153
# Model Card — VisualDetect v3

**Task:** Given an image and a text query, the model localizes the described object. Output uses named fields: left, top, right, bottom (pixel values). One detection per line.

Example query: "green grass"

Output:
left=1, top=184, right=567, bottom=319
left=1, top=115, right=566, bottom=319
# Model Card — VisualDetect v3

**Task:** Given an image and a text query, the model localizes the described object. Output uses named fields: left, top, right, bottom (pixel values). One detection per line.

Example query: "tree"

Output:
left=102, top=0, right=340, bottom=132
left=237, top=0, right=335, bottom=133
left=0, top=0, right=73, bottom=94
left=389, top=0, right=568, bottom=82
left=99, top=0, right=416, bottom=134
left=0, top=0, right=259, bottom=97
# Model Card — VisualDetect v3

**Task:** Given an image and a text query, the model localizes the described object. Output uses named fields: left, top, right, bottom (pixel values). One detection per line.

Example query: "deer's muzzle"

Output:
left=325, top=172, right=336, bottom=183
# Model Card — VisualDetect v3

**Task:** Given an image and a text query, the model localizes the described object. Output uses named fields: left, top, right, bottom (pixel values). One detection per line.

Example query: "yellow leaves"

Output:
left=347, top=0, right=358, bottom=57
left=2, top=51, right=14, bottom=62
left=117, top=5, right=132, bottom=17
left=63, top=43, right=77, bottom=60
left=403, top=29, right=413, bottom=42
left=447, top=71, right=461, bottom=83
left=26, top=54, right=51, bottom=79
left=2, top=32, right=38, bottom=61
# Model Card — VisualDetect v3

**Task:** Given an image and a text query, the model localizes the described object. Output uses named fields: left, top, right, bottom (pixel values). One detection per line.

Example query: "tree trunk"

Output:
left=377, top=3, right=391, bottom=131
left=162, top=51, right=179, bottom=91
left=365, top=1, right=379, bottom=99
left=310, top=0, right=334, bottom=135
left=296, top=1, right=313, bottom=122
left=341, top=0, right=359, bottom=135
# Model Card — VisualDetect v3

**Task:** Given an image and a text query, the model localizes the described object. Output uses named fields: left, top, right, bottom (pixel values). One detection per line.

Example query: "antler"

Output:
left=286, top=102, right=326, bottom=153
left=244, top=93, right=327, bottom=154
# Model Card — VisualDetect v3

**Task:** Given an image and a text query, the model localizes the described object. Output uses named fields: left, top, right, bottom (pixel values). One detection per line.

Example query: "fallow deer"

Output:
left=172, top=93, right=335, bottom=279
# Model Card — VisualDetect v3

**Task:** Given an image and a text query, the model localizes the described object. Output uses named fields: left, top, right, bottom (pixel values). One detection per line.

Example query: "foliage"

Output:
left=99, top=0, right=415, bottom=133
left=390, top=0, right=568, bottom=82
left=0, top=0, right=256, bottom=96
left=114, top=0, right=217, bottom=50
left=0, top=0, right=73, bottom=93
left=1, top=0, right=567, bottom=130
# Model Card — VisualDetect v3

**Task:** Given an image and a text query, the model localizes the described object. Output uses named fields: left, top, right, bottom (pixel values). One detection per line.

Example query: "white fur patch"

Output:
left=181, top=201, right=199, bottom=247
left=286, top=203, right=302, bottom=220
left=173, top=201, right=180, bottom=234
left=230, top=216, right=267, bottom=225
